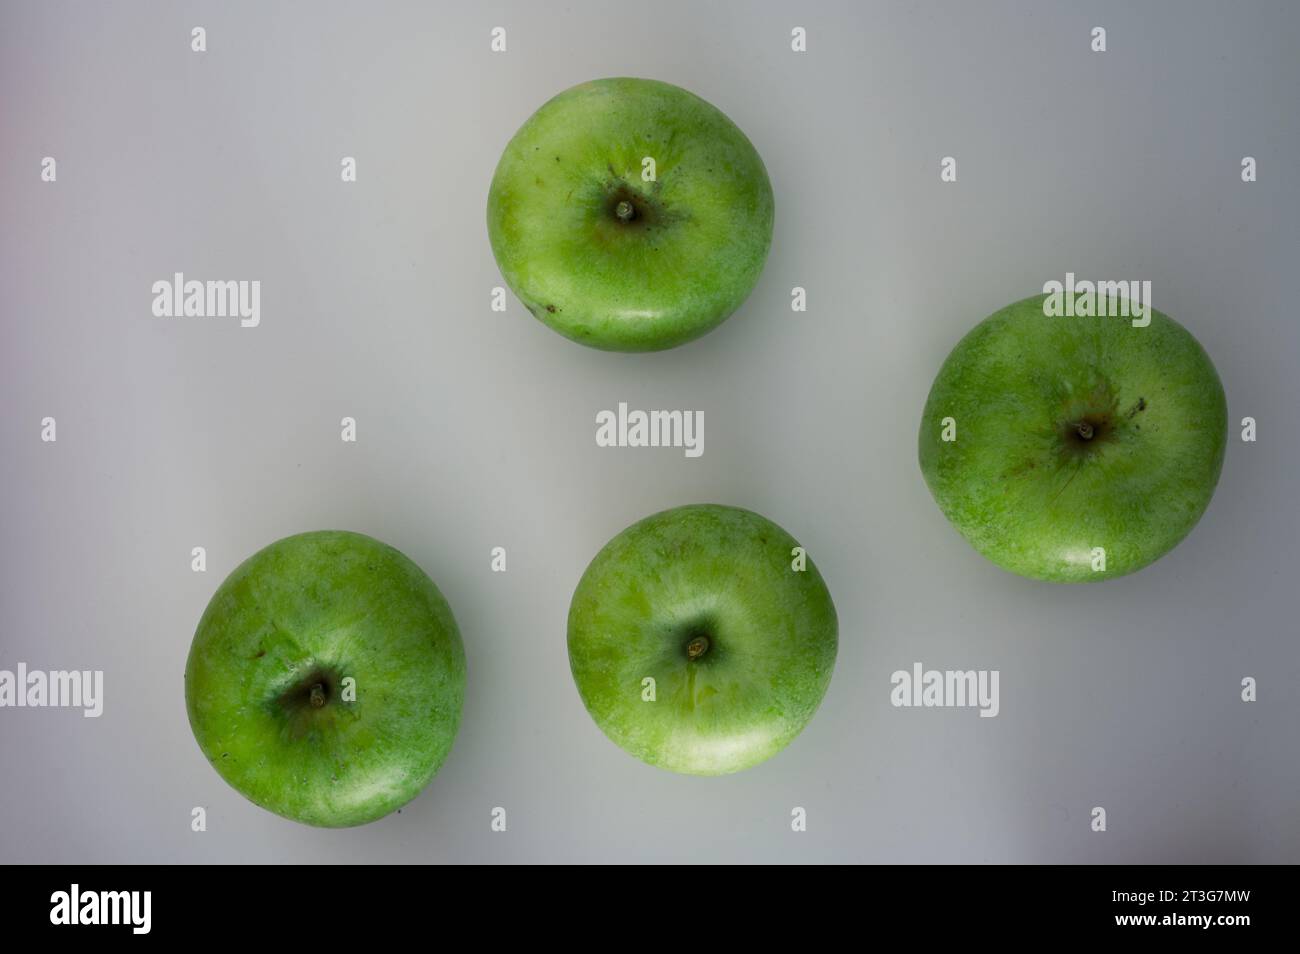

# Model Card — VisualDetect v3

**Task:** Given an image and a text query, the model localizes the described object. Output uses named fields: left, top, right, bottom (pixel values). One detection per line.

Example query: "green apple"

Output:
left=184, top=531, right=466, bottom=827
left=918, top=294, right=1228, bottom=582
left=568, top=504, right=837, bottom=775
left=486, top=77, right=775, bottom=352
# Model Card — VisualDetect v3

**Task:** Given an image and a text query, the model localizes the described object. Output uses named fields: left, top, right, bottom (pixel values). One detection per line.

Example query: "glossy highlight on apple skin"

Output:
left=184, top=531, right=466, bottom=827
left=487, top=77, right=775, bottom=352
left=567, top=504, right=838, bottom=775
left=918, top=294, right=1228, bottom=583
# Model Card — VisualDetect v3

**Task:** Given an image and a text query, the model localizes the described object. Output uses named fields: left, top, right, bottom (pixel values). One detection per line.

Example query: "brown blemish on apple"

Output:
left=1125, top=397, right=1147, bottom=419
left=1004, top=458, right=1038, bottom=479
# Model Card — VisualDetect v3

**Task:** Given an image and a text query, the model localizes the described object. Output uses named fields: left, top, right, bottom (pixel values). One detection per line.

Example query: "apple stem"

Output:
left=686, top=636, right=710, bottom=660
left=1076, top=422, right=1094, bottom=440
left=309, top=683, right=326, bottom=708
left=615, top=200, right=635, bottom=223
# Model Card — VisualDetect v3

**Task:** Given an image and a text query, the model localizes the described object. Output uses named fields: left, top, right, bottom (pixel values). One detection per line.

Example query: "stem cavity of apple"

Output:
left=309, top=683, right=326, bottom=708
left=1076, top=421, right=1095, bottom=441
left=686, top=635, right=710, bottom=660
left=615, top=200, right=635, bottom=223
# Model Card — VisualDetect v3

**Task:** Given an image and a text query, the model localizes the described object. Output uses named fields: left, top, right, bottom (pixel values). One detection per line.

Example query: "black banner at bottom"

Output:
left=7, top=865, right=1279, bottom=938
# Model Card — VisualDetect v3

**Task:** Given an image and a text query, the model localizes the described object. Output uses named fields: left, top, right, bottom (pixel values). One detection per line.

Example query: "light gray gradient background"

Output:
left=2, top=0, right=1297, bottom=863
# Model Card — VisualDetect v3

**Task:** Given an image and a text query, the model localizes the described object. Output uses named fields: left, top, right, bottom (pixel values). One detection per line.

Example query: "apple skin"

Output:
left=487, top=77, right=775, bottom=352
left=184, top=531, right=466, bottom=827
left=568, top=505, right=837, bottom=775
left=918, top=295, right=1228, bottom=582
